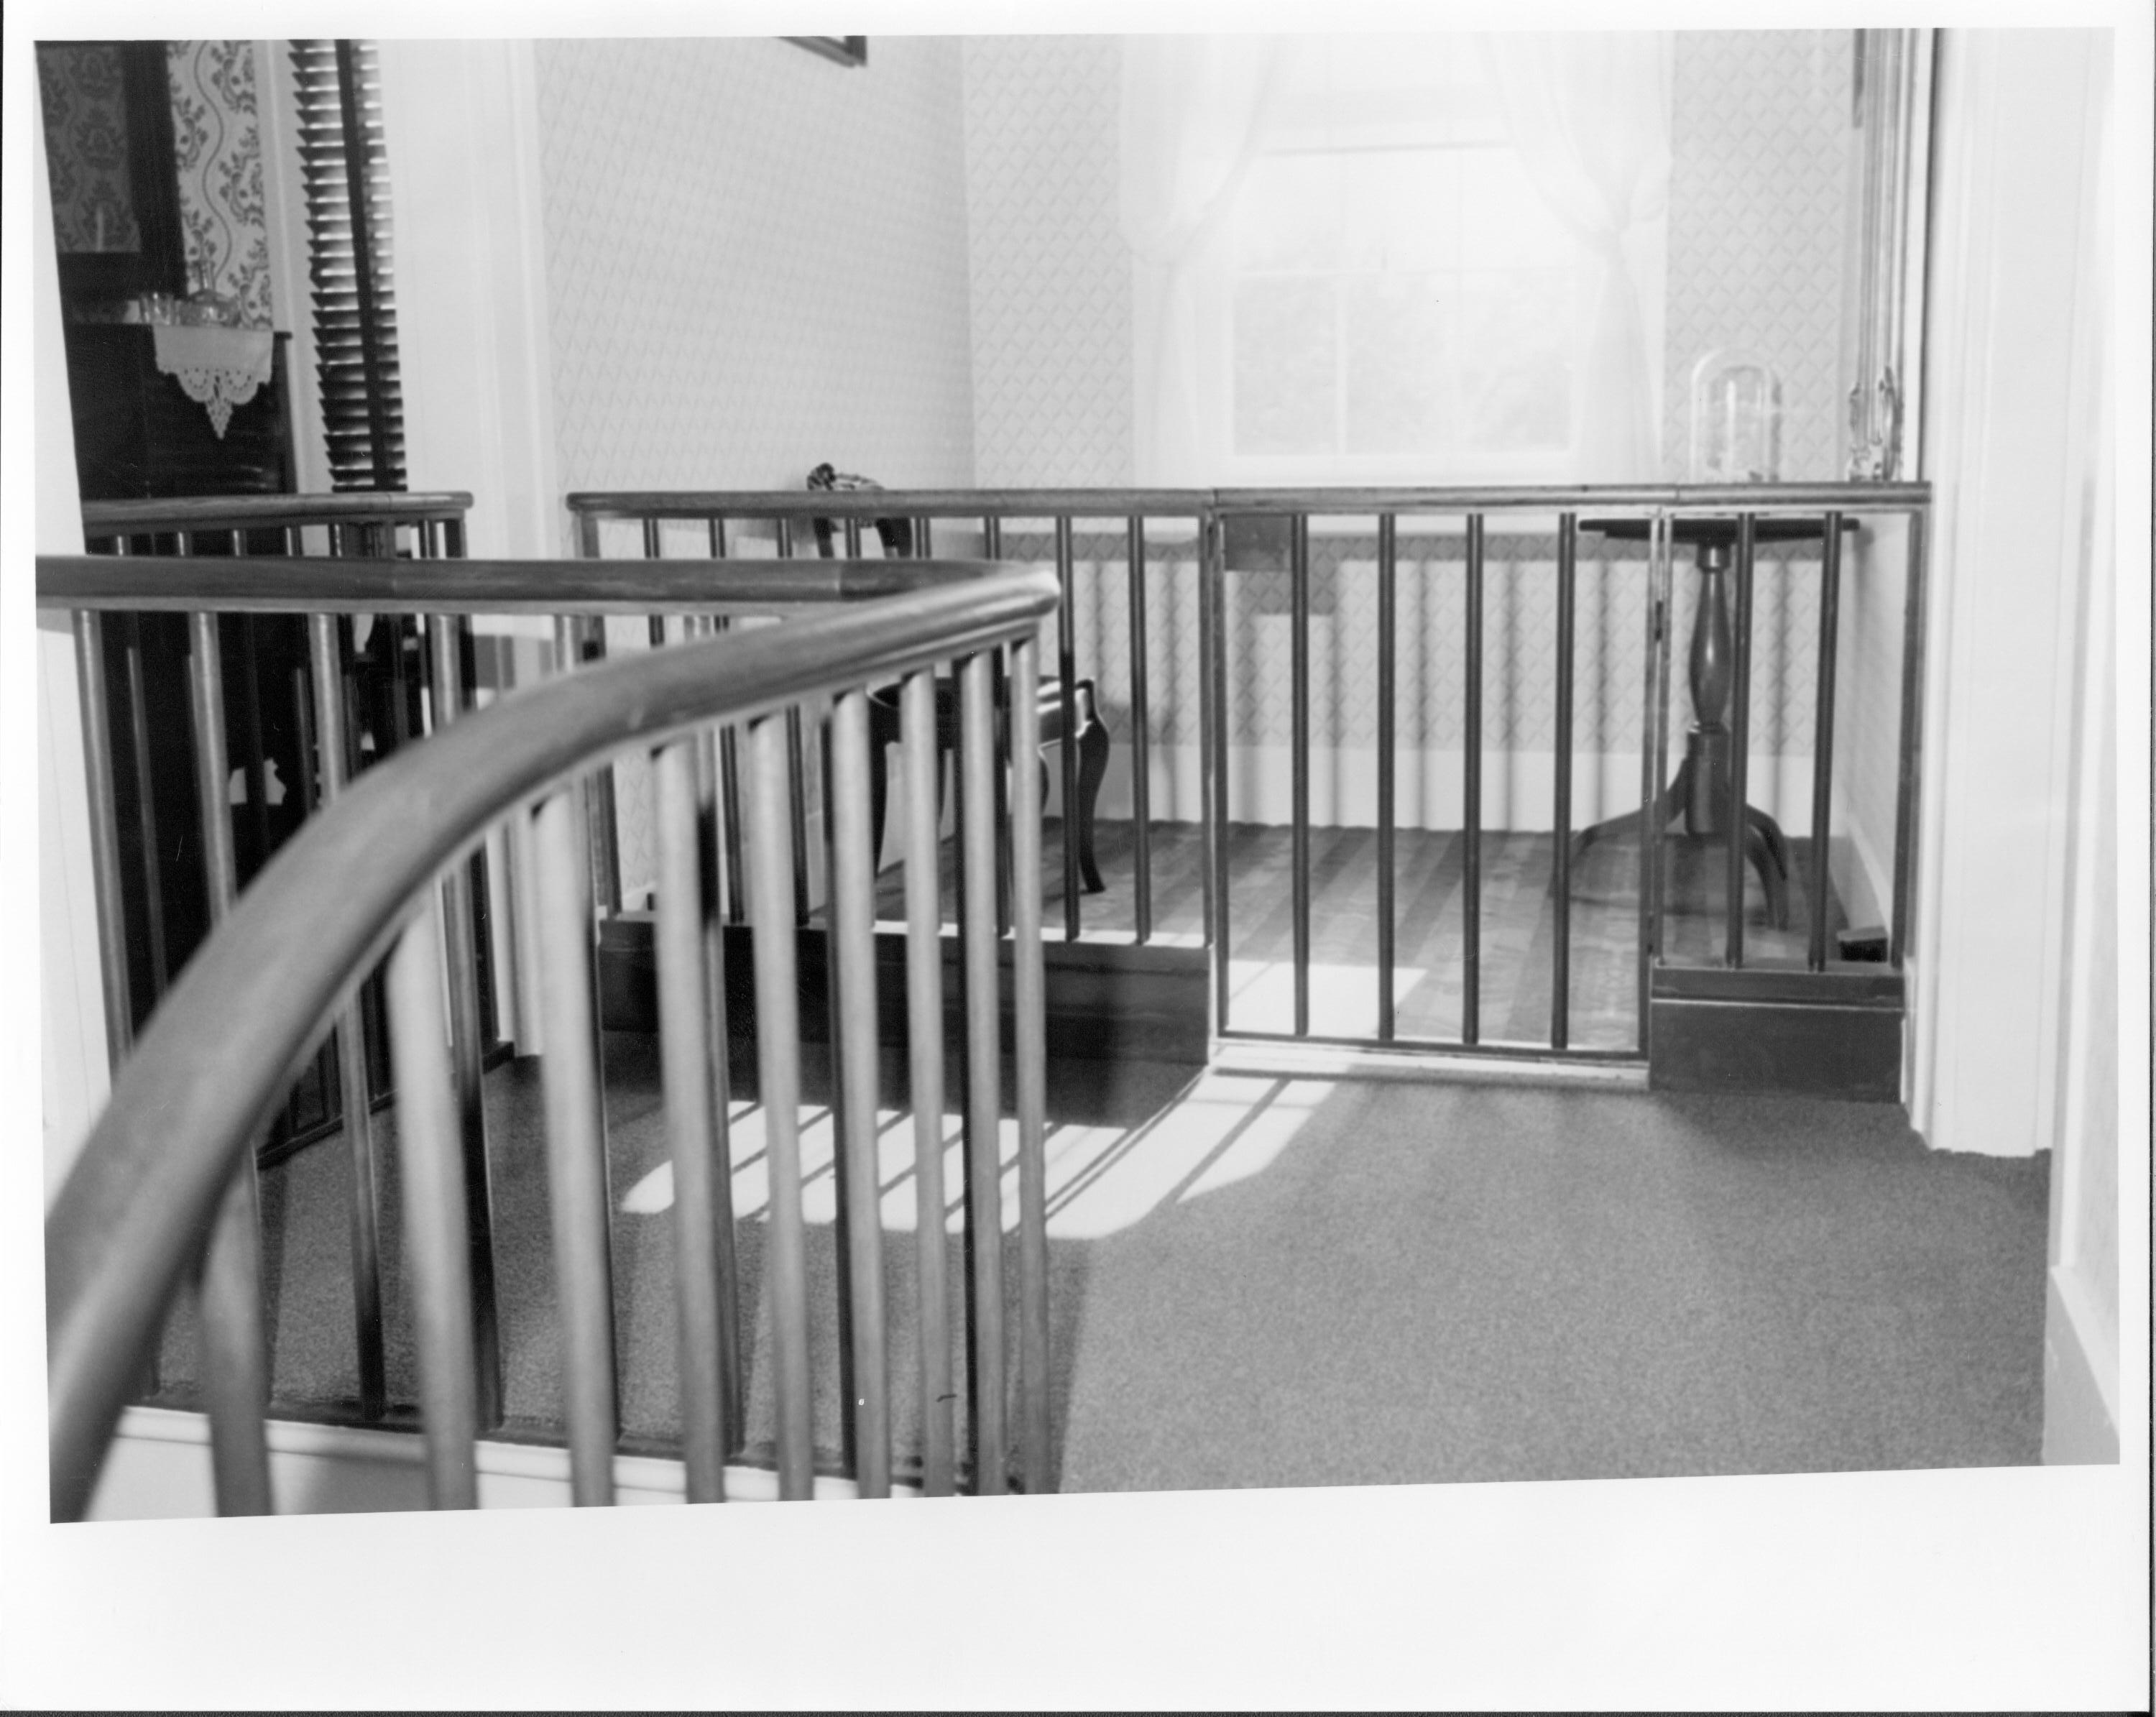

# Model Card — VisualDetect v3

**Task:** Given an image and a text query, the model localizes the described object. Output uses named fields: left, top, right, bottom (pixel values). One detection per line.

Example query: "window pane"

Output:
left=1233, top=276, right=1337, bottom=455
left=1459, top=151, right=1577, bottom=269
left=1231, top=156, right=1340, bottom=272
left=1455, top=270, right=1575, bottom=451
left=1342, top=272, right=1452, bottom=454
left=1340, top=152, right=1459, bottom=272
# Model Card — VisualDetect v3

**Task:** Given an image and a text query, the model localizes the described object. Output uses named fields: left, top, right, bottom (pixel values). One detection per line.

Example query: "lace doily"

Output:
left=150, top=326, right=275, bottom=439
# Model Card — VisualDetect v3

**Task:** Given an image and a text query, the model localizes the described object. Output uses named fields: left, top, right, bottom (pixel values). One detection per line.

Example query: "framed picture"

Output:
left=786, top=36, right=867, bottom=67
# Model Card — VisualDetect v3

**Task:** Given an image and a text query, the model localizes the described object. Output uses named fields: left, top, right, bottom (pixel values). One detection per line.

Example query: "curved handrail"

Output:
left=46, top=562, right=1059, bottom=1521
left=36, top=553, right=1026, bottom=615
left=81, top=492, right=476, bottom=538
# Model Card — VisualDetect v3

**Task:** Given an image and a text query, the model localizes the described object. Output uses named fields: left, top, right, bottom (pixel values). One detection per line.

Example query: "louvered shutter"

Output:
left=290, top=40, right=405, bottom=492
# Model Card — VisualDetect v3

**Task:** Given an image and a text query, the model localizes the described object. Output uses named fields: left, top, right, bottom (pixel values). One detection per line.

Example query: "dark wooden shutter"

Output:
left=291, top=40, right=405, bottom=492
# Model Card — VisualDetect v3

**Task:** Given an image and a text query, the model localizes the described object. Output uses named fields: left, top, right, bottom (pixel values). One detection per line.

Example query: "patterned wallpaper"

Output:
left=1661, top=31, right=1853, bottom=483
left=535, top=35, right=980, bottom=894
left=961, top=36, right=1132, bottom=487
left=167, top=41, right=273, bottom=327
left=37, top=45, right=142, bottom=255
left=535, top=36, right=977, bottom=506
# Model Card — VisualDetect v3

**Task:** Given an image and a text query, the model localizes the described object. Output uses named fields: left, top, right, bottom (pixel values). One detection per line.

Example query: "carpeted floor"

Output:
left=152, top=1045, right=2050, bottom=1494
left=1052, top=1074, right=2047, bottom=1488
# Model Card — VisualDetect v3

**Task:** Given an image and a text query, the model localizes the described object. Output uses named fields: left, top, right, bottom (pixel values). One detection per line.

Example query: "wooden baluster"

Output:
left=308, top=615, right=388, bottom=1421
left=747, top=713, right=814, bottom=1498
left=829, top=689, right=890, bottom=1497
left=955, top=650, right=1007, bottom=1494
left=186, top=610, right=272, bottom=1516
left=387, top=893, right=480, bottom=1509
left=533, top=784, right=620, bottom=1504
left=900, top=668, right=955, bottom=1496
left=1008, top=635, right=1052, bottom=1493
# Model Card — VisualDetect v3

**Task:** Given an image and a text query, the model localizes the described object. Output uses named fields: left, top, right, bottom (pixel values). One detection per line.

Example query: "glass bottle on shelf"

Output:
left=1687, top=351, right=1784, bottom=483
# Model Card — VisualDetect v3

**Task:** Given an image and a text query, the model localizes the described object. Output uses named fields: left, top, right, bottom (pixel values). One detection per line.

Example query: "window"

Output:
left=1198, top=37, right=1585, bottom=482
left=290, top=40, right=405, bottom=491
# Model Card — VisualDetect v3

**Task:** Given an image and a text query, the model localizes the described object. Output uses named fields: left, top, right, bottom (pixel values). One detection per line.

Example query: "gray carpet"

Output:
left=153, top=1049, right=2049, bottom=1493
left=1054, top=1077, right=2047, bottom=1489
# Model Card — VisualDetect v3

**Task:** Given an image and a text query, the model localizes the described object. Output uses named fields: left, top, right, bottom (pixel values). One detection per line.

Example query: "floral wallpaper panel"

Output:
left=166, top=40, right=272, bottom=328
left=37, top=45, right=144, bottom=255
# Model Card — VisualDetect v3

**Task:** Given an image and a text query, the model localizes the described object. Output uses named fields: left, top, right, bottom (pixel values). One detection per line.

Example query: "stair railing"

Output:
left=43, top=553, right=1061, bottom=1520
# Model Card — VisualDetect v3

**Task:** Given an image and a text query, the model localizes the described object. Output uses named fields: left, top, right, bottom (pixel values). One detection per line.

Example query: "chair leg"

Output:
left=1744, top=823, right=1789, bottom=931
left=1073, top=716, right=1110, bottom=895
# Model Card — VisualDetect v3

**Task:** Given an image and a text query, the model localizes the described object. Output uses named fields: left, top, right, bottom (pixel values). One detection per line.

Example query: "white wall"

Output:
left=2031, top=31, right=2132, bottom=1465
left=26, top=104, right=107, bottom=1201
left=1908, top=31, right=2122, bottom=1161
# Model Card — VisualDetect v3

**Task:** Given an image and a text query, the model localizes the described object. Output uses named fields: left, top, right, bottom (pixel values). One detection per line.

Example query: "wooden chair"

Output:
left=803, top=471, right=1110, bottom=893
left=863, top=674, right=1110, bottom=893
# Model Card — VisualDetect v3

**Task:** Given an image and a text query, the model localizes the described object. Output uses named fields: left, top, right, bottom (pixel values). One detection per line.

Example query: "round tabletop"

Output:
left=1580, top=515, right=1862, bottom=547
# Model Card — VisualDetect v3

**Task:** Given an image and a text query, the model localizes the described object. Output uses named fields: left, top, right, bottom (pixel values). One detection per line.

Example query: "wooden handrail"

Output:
left=568, top=487, right=1215, bottom=519
left=566, top=481, right=1932, bottom=521
left=36, top=554, right=1021, bottom=614
left=45, top=562, right=1059, bottom=1521
left=81, top=492, right=476, bottom=535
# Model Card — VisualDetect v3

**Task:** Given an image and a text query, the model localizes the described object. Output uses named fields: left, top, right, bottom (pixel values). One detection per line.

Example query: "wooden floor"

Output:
left=871, top=818, right=1841, bottom=1055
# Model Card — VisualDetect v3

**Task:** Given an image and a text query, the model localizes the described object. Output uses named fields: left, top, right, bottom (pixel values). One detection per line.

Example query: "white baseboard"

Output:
left=83, top=1407, right=900, bottom=1522
left=2042, top=1267, right=2120, bottom=1465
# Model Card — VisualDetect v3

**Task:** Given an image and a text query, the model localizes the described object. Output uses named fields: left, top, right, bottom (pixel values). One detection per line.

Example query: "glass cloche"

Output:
left=1687, top=351, right=1784, bottom=484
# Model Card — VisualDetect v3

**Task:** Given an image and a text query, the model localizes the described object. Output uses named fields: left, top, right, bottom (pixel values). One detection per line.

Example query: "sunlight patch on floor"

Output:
left=615, top=1072, right=1330, bottom=1241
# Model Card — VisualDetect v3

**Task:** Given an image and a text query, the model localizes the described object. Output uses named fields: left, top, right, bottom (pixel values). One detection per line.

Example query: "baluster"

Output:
left=694, top=717, right=745, bottom=1451
left=1641, top=513, right=1674, bottom=1044
left=1202, top=515, right=1230, bottom=1032
left=386, top=892, right=480, bottom=1509
left=900, top=668, right=954, bottom=1496
left=747, top=713, right=814, bottom=1498
left=1053, top=517, right=1081, bottom=940
left=658, top=733, right=731, bottom=1502
left=186, top=610, right=271, bottom=1516
left=122, top=614, right=170, bottom=998
left=1462, top=515, right=1485, bottom=1047
left=829, top=689, right=890, bottom=1497
left=1726, top=515, right=1757, bottom=968
left=1552, top=513, right=1577, bottom=1049
left=237, top=612, right=272, bottom=883
left=787, top=706, right=812, bottom=925
left=1890, top=509, right=1927, bottom=968
left=955, top=650, right=1007, bottom=1494
left=1376, top=514, right=1397, bottom=1043
left=427, top=614, right=504, bottom=1428
left=1291, top=512, right=1311, bottom=1039
left=1008, top=635, right=1051, bottom=1493
left=71, top=612, right=133, bottom=1067
left=533, top=784, right=619, bottom=1504
left=1127, top=517, right=1153, bottom=945
left=308, top=615, right=388, bottom=1421
left=1809, top=515, right=1845, bottom=971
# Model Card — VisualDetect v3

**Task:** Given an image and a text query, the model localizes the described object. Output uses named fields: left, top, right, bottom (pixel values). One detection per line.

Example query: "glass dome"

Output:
left=1687, top=351, right=1784, bottom=484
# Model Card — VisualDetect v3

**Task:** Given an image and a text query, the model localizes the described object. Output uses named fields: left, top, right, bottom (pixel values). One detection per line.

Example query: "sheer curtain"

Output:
left=1477, top=32, right=1674, bottom=482
left=1119, top=34, right=1282, bottom=484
